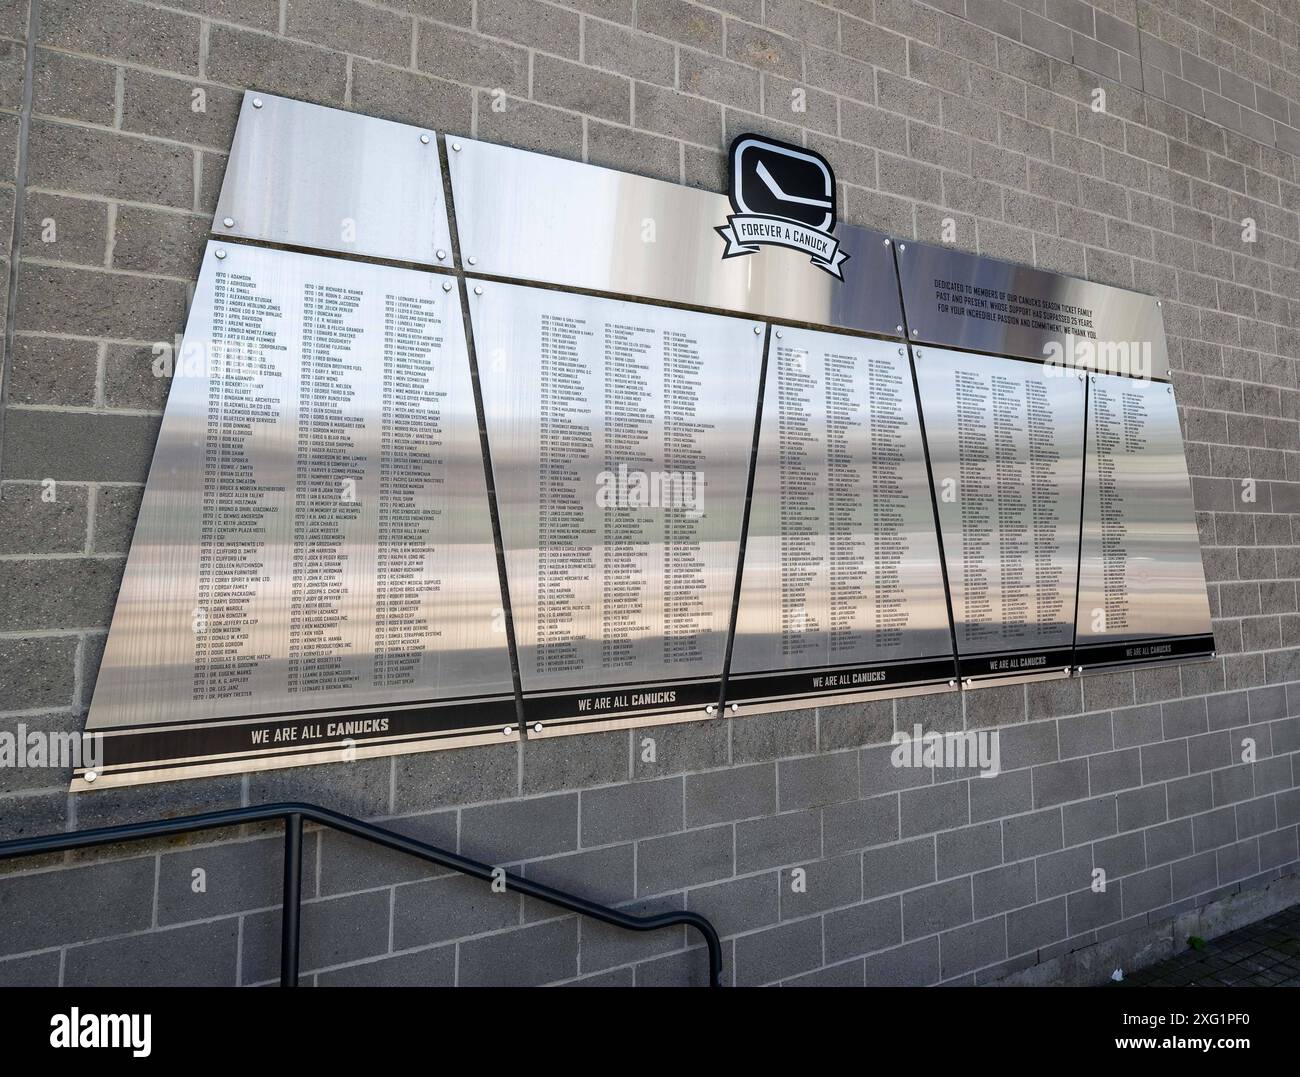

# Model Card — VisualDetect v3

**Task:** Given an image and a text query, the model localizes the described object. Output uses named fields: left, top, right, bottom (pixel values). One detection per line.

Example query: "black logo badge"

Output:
left=716, top=135, right=848, bottom=278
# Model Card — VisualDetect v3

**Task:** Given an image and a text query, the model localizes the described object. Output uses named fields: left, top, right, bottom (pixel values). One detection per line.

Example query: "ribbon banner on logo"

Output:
left=716, top=214, right=850, bottom=279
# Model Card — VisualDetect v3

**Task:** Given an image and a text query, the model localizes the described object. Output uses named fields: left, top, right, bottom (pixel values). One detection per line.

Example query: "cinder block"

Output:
left=636, top=824, right=733, bottom=896
left=479, top=0, right=580, bottom=58
left=900, top=779, right=969, bottom=836
left=632, top=718, right=728, bottom=778
left=685, top=764, right=772, bottom=827
left=687, top=871, right=778, bottom=937
left=940, top=915, right=1008, bottom=978
left=778, top=750, right=858, bottom=810
left=393, top=741, right=517, bottom=813
left=731, top=709, right=816, bottom=763
left=316, top=944, right=455, bottom=986
left=521, top=729, right=627, bottom=795
left=158, top=835, right=298, bottom=924
left=0, top=555, right=123, bottom=631
left=462, top=793, right=578, bottom=861
left=392, top=872, right=521, bottom=949
left=735, top=808, right=820, bottom=872
left=65, top=919, right=239, bottom=986
left=416, top=20, right=528, bottom=94
left=973, top=860, right=1036, bottom=918
left=863, top=835, right=936, bottom=899
left=970, top=768, right=1033, bottom=821
left=0, top=479, right=86, bottom=554
left=243, top=889, right=390, bottom=982
left=823, top=895, right=901, bottom=963
left=584, top=777, right=682, bottom=843
left=38, top=0, right=200, bottom=73
left=285, top=0, right=412, bottom=66
left=521, top=843, right=636, bottom=913
left=822, top=795, right=899, bottom=855
left=863, top=936, right=940, bottom=985
left=779, top=852, right=862, bottom=919
left=1063, top=794, right=1117, bottom=845
left=937, top=820, right=1002, bottom=879
left=1002, top=807, right=1063, bottom=861
left=733, top=915, right=822, bottom=986
left=1032, top=758, right=1090, bottom=808
left=458, top=917, right=578, bottom=986
left=207, top=23, right=347, bottom=103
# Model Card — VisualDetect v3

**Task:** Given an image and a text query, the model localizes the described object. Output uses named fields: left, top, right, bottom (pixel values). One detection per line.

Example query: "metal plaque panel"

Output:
left=1074, top=374, right=1214, bottom=666
left=914, top=346, right=1086, bottom=681
left=447, top=137, right=902, bottom=336
left=897, top=241, right=1169, bottom=381
left=729, top=329, right=955, bottom=710
left=471, top=281, right=764, bottom=728
left=213, top=92, right=452, bottom=268
left=79, top=242, right=514, bottom=789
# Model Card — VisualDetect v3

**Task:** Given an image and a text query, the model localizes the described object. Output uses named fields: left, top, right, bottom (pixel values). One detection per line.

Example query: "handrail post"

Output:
left=280, top=812, right=303, bottom=988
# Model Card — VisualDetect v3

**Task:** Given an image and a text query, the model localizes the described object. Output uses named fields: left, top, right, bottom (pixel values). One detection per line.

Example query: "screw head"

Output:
left=895, top=324, right=903, bottom=333
left=474, top=285, right=483, bottom=296
left=502, top=726, right=512, bottom=737
left=911, top=328, right=919, bottom=337
left=467, top=256, right=477, bottom=265
left=947, top=679, right=956, bottom=687
left=752, top=325, right=761, bottom=335
left=420, top=133, right=430, bottom=144
left=252, top=97, right=263, bottom=109
left=730, top=703, right=739, bottom=713
left=436, top=248, right=446, bottom=260
left=898, top=243, right=906, bottom=252
left=452, top=142, right=462, bottom=151
left=441, top=280, right=452, bottom=292
left=222, top=217, right=235, bottom=228
left=533, top=723, right=542, bottom=733
left=706, top=704, right=716, bottom=715
left=775, top=330, right=783, bottom=339
left=214, top=248, right=227, bottom=260
left=884, top=238, right=891, bottom=246
left=84, top=770, right=98, bottom=783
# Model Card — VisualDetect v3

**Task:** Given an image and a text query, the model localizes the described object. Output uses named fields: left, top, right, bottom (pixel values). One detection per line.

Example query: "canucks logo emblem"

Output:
left=716, top=135, right=849, bottom=279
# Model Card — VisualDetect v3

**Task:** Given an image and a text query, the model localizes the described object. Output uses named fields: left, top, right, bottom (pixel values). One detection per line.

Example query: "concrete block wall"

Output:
left=0, top=0, right=1297, bottom=986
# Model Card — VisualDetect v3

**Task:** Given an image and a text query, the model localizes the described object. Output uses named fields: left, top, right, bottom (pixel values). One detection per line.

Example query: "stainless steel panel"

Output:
left=82, top=241, right=514, bottom=784
left=1074, top=373, right=1213, bottom=665
left=214, top=92, right=452, bottom=267
left=470, top=281, right=764, bottom=725
left=914, top=346, right=1086, bottom=677
left=447, top=137, right=901, bottom=336
left=730, top=330, right=954, bottom=707
left=897, top=241, right=1169, bottom=381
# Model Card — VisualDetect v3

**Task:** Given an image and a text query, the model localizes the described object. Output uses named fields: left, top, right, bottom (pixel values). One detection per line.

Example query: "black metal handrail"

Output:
left=0, top=801, right=724, bottom=987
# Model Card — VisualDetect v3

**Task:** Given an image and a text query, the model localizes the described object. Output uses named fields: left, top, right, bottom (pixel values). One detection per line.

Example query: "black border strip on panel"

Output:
left=440, top=133, right=528, bottom=736
left=1074, top=634, right=1216, bottom=669
left=1068, top=370, right=1092, bottom=674
left=891, top=241, right=962, bottom=690
left=80, top=696, right=519, bottom=774
left=717, top=323, right=773, bottom=717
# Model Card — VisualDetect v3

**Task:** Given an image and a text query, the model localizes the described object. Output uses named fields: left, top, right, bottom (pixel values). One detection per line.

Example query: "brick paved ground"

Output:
left=1116, top=903, right=1300, bottom=985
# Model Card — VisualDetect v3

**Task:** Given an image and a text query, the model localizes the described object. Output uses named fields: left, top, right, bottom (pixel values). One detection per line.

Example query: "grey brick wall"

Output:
left=0, top=0, right=1297, bottom=986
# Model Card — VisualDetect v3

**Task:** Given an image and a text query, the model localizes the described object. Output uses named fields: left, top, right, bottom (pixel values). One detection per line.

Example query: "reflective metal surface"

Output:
left=897, top=241, right=1170, bottom=381
left=214, top=92, right=452, bottom=267
left=914, top=346, right=1086, bottom=679
left=470, top=281, right=764, bottom=727
left=448, top=137, right=902, bottom=335
left=729, top=330, right=954, bottom=709
left=82, top=242, right=515, bottom=786
left=1074, top=374, right=1214, bottom=666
